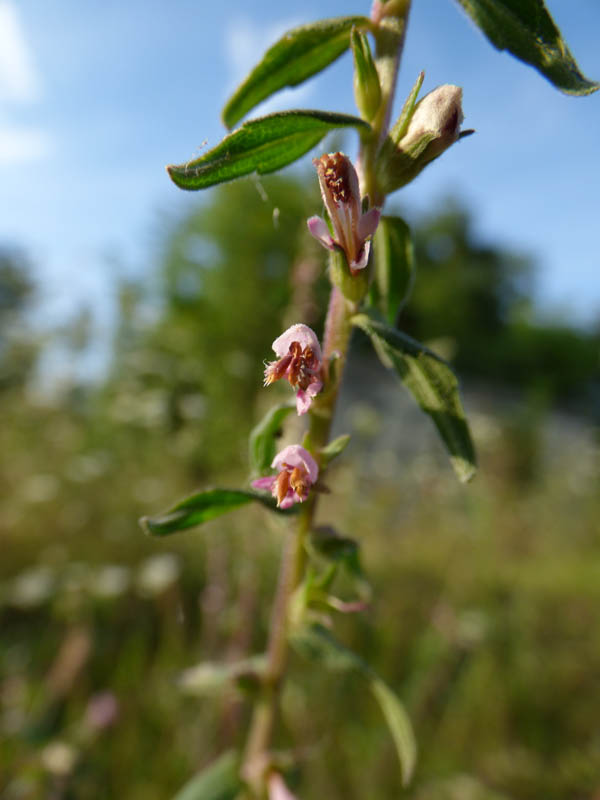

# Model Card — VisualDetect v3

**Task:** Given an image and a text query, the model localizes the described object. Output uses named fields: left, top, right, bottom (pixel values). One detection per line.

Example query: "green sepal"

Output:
left=351, top=28, right=381, bottom=121
left=222, top=16, right=372, bottom=128
left=328, top=249, right=370, bottom=303
left=290, top=623, right=417, bottom=787
left=388, top=71, right=424, bottom=143
left=454, top=0, right=598, bottom=95
left=167, top=111, right=370, bottom=191
left=320, top=433, right=351, bottom=467
left=172, top=750, right=241, bottom=800
left=249, top=403, right=295, bottom=476
left=370, top=215, right=415, bottom=325
left=140, top=488, right=291, bottom=537
left=352, top=313, right=476, bottom=482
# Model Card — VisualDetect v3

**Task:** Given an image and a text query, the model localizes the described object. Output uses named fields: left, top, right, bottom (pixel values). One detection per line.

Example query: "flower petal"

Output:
left=271, top=324, right=322, bottom=361
left=295, top=379, right=323, bottom=416
left=351, top=239, right=371, bottom=271
left=272, top=445, right=319, bottom=484
left=307, top=215, right=335, bottom=251
left=268, top=772, right=299, bottom=800
left=251, top=476, right=276, bottom=492
left=357, top=207, right=381, bottom=241
left=279, top=492, right=297, bottom=510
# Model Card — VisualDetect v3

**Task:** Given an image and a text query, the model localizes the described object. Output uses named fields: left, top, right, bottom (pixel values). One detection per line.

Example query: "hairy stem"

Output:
left=241, top=288, right=354, bottom=796
left=240, top=6, right=412, bottom=790
left=360, top=0, right=412, bottom=205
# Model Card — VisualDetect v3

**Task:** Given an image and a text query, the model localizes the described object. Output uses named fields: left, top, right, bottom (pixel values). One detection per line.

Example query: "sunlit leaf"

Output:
left=140, top=488, right=286, bottom=537
left=352, top=313, right=476, bottom=482
left=172, top=751, right=241, bottom=800
left=454, top=0, right=598, bottom=95
left=167, top=111, right=370, bottom=191
left=291, top=623, right=416, bottom=786
left=249, top=403, right=295, bottom=475
left=223, top=16, right=371, bottom=128
left=320, top=433, right=351, bottom=467
left=370, top=678, right=417, bottom=789
left=370, top=215, right=415, bottom=325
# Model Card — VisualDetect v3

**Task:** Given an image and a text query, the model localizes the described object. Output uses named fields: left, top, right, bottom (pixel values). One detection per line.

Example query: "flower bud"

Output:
left=351, top=28, right=381, bottom=122
left=377, top=84, right=465, bottom=192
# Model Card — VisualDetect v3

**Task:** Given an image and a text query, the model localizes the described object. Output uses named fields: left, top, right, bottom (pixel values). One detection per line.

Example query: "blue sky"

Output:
left=2, top=0, right=599, bottom=374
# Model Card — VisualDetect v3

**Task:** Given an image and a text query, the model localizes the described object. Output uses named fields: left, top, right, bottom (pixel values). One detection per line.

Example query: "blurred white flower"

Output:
left=136, top=553, right=180, bottom=597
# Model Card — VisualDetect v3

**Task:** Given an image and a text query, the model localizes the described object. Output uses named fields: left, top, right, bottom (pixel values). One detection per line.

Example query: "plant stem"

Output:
left=241, top=288, right=353, bottom=796
left=361, top=0, right=412, bottom=205
left=241, top=5, right=412, bottom=788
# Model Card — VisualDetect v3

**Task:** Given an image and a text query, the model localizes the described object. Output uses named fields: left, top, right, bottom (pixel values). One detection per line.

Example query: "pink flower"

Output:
left=268, top=772, right=299, bottom=800
left=252, top=445, right=318, bottom=509
left=264, top=323, right=323, bottom=415
left=307, top=152, right=380, bottom=273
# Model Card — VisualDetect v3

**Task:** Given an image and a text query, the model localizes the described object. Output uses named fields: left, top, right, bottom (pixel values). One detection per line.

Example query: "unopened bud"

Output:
left=351, top=28, right=381, bottom=122
left=377, top=84, right=466, bottom=192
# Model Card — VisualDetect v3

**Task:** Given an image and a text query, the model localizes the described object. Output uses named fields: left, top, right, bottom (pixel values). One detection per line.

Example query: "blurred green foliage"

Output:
left=1, top=179, right=599, bottom=799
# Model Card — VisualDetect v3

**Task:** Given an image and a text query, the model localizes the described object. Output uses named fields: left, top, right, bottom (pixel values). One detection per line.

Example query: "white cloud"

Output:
left=0, top=126, right=52, bottom=165
left=0, top=1, right=41, bottom=102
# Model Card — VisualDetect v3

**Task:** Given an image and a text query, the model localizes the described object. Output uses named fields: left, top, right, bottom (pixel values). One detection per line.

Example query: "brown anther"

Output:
left=316, top=152, right=352, bottom=205
left=264, top=352, right=292, bottom=385
left=289, top=467, right=309, bottom=500
left=275, top=470, right=291, bottom=506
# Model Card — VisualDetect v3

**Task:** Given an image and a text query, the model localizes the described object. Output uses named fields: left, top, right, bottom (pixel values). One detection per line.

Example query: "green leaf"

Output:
left=167, top=110, right=370, bottom=191
left=249, top=403, right=295, bottom=475
left=370, top=215, right=415, bottom=325
left=454, top=0, right=598, bottom=95
left=309, top=526, right=367, bottom=590
left=140, top=489, right=285, bottom=537
left=291, top=623, right=416, bottom=786
left=352, top=313, right=476, bottom=482
left=172, top=751, right=241, bottom=800
left=223, top=16, right=372, bottom=128
left=370, top=678, right=417, bottom=789
left=320, top=433, right=351, bottom=467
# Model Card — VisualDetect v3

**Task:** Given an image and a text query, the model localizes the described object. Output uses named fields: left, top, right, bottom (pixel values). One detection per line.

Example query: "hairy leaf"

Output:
left=454, top=0, right=598, bottom=95
left=172, top=751, right=241, bottom=800
left=167, top=111, right=370, bottom=191
left=371, top=215, right=415, bottom=325
left=291, top=623, right=416, bottom=786
left=223, top=16, right=371, bottom=128
left=249, top=403, right=295, bottom=475
left=352, top=313, right=476, bottom=482
left=140, top=489, right=285, bottom=537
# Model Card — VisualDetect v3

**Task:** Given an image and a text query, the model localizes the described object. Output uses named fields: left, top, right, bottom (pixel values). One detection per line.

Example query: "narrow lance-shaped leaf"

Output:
left=172, top=750, right=241, bottom=800
left=453, top=0, right=598, bottom=96
left=223, top=16, right=372, bottom=128
left=370, top=215, right=415, bottom=325
left=291, top=623, right=416, bottom=787
left=320, top=433, right=351, bottom=468
left=249, top=403, right=295, bottom=475
left=167, top=110, right=370, bottom=191
left=140, top=488, right=288, bottom=537
left=352, top=313, right=476, bottom=482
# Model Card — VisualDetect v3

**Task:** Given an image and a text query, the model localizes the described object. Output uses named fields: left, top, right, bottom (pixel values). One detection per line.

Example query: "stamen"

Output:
left=289, top=466, right=309, bottom=501
left=275, top=470, right=291, bottom=506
